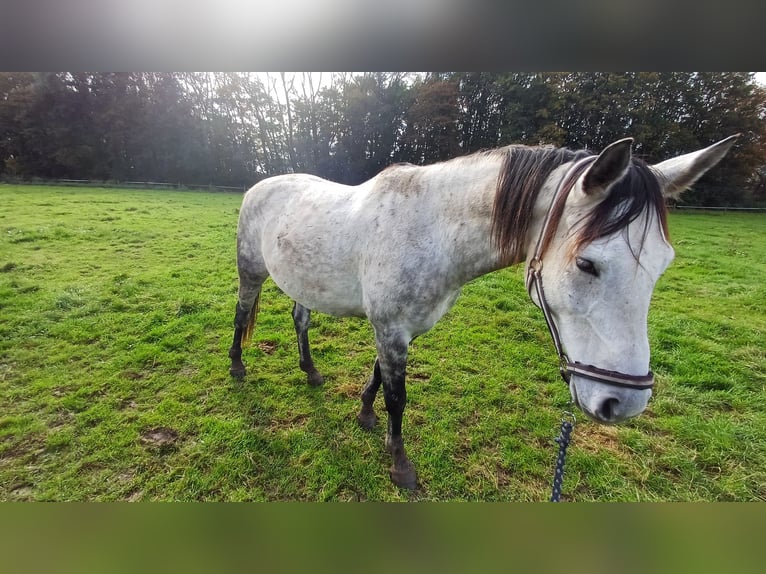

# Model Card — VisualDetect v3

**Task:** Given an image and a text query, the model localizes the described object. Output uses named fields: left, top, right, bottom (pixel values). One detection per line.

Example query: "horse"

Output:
left=227, top=135, right=738, bottom=490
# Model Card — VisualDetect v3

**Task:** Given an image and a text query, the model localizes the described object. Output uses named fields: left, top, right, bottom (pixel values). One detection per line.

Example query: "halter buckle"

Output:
left=559, top=356, right=571, bottom=384
left=528, top=257, right=543, bottom=273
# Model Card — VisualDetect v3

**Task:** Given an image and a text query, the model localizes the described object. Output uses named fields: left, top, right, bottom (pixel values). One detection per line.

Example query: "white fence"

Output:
left=674, top=205, right=766, bottom=212
left=3, top=178, right=249, bottom=192
left=56, top=179, right=248, bottom=192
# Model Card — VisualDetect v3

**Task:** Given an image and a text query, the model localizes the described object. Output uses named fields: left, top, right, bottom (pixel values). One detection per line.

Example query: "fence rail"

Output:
left=674, top=205, right=766, bottom=212
left=4, top=177, right=249, bottom=192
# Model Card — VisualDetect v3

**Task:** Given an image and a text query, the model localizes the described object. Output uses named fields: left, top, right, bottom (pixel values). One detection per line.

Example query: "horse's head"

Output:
left=530, top=135, right=738, bottom=423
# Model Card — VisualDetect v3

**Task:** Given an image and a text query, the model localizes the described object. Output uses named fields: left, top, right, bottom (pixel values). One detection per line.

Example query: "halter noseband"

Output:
left=525, top=157, right=655, bottom=392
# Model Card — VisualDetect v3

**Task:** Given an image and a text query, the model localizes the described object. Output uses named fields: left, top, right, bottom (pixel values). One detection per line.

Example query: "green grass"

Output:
left=1, top=185, right=764, bottom=501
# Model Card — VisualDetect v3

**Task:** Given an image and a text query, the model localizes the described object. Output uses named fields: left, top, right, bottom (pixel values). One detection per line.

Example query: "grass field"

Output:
left=1, top=184, right=764, bottom=501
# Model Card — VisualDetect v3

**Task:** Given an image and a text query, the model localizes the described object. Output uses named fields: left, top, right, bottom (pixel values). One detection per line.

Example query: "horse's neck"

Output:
left=423, top=156, right=510, bottom=284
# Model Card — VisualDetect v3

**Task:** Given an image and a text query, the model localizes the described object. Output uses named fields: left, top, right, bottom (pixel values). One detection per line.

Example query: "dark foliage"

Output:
left=1, top=72, right=764, bottom=205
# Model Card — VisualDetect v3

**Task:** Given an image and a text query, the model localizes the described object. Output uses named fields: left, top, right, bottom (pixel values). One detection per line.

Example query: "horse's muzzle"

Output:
left=569, top=372, right=653, bottom=424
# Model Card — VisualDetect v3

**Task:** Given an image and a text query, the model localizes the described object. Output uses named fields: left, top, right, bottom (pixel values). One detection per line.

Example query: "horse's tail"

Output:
left=241, top=291, right=260, bottom=347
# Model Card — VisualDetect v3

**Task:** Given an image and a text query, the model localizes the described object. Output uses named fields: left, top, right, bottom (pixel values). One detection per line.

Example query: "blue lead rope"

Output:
left=550, top=416, right=574, bottom=502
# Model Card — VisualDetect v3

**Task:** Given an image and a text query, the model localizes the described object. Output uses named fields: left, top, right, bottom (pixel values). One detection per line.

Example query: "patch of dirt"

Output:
left=122, top=370, right=146, bottom=380
left=575, top=424, right=623, bottom=455
left=119, top=398, right=138, bottom=411
left=267, top=414, right=309, bottom=432
left=1, top=436, right=46, bottom=461
left=335, top=484, right=367, bottom=502
left=495, top=464, right=513, bottom=488
left=178, top=366, right=197, bottom=377
left=49, top=410, right=75, bottom=429
left=408, top=370, right=429, bottom=381
left=117, top=471, right=135, bottom=483
left=334, top=382, right=360, bottom=399
left=0, top=362, right=16, bottom=381
left=126, top=490, right=143, bottom=502
left=140, top=427, right=179, bottom=450
left=11, top=484, right=34, bottom=500
left=258, top=341, right=277, bottom=355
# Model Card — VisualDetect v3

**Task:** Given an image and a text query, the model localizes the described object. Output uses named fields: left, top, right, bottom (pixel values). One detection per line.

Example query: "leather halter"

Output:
left=525, top=157, right=655, bottom=391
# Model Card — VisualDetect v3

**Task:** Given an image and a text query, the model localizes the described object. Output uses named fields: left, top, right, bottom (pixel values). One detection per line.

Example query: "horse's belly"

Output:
left=272, top=274, right=365, bottom=317
left=267, top=259, right=365, bottom=318
left=305, top=297, right=366, bottom=318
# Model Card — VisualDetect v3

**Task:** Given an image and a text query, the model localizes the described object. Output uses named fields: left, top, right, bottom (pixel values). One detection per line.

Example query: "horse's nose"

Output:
left=595, top=397, right=621, bottom=423
left=571, top=376, right=652, bottom=423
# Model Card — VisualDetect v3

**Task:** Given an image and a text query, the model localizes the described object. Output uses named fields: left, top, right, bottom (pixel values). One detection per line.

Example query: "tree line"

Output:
left=1, top=72, right=764, bottom=205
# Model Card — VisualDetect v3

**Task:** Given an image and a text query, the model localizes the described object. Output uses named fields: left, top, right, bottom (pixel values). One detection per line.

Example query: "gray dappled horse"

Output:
left=228, top=135, right=737, bottom=489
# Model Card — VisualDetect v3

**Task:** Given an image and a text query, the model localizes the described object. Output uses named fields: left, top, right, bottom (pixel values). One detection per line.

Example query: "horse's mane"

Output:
left=490, top=145, right=670, bottom=266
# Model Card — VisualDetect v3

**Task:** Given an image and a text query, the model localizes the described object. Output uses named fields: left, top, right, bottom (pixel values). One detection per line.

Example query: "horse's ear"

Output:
left=652, top=134, right=740, bottom=199
left=582, top=138, right=633, bottom=196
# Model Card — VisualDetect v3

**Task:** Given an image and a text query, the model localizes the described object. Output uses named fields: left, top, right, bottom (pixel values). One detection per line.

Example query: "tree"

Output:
left=399, top=77, right=460, bottom=165
left=497, top=73, right=566, bottom=146
left=328, top=73, right=411, bottom=183
left=0, top=72, right=36, bottom=176
left=454, top=72, right=508, bottom=152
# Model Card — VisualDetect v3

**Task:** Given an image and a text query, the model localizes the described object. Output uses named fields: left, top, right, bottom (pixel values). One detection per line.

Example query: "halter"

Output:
left=525, top=157, right=655, bottom=392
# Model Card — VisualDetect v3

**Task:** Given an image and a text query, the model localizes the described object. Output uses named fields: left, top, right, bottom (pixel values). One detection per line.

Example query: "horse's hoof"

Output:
left=229, top=365, right=246, bottom=378
left=307, top=370, right=324, bottom=387
left=389, top=465, right=418, bottom=490
left=356, top=410, right=377, bottom=430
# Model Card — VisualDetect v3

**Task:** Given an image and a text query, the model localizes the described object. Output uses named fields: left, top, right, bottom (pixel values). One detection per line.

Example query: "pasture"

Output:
left=1, top=184, right=764, bottom=501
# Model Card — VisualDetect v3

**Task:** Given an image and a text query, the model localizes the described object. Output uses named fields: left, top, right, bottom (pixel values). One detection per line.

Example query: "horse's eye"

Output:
left=575, top=257, right=599, bottom=276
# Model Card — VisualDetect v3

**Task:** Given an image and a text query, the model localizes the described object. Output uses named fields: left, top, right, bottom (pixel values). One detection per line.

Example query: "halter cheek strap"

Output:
left=525, top=157, right=655, bottom=392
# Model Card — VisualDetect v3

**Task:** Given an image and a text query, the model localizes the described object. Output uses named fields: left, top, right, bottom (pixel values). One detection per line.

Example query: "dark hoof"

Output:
left=389, top=465, right=418, bottom=490
left=229, top=364, right=246, bottom=379
left=356, top=410, right=378, bottom=430
left=307, top=370, right=324, bottom=387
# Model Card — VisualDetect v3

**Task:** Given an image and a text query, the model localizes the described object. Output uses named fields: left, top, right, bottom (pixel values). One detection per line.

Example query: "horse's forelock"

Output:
left=570, top=158, right=670, bottom=260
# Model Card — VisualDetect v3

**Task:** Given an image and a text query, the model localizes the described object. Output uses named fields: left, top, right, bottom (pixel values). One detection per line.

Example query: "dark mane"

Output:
left=491, top=145, right=590, bottom=265
left=491, top=146, right=670, bottom=266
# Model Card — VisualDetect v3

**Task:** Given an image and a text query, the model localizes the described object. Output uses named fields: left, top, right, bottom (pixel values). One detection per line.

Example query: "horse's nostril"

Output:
left=598, top=398, right=620, bottom=421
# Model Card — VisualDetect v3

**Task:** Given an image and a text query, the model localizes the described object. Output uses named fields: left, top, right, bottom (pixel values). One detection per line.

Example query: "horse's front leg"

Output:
left=376, top=331, right=417, bottom=490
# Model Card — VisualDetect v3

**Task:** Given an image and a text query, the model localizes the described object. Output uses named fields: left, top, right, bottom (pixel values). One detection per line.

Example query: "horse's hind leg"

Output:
left=292, top=302, right=324, bottom=387
left=228, top=277, right=263, bottom=378
left=356, top=358, right=381, bottom=429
